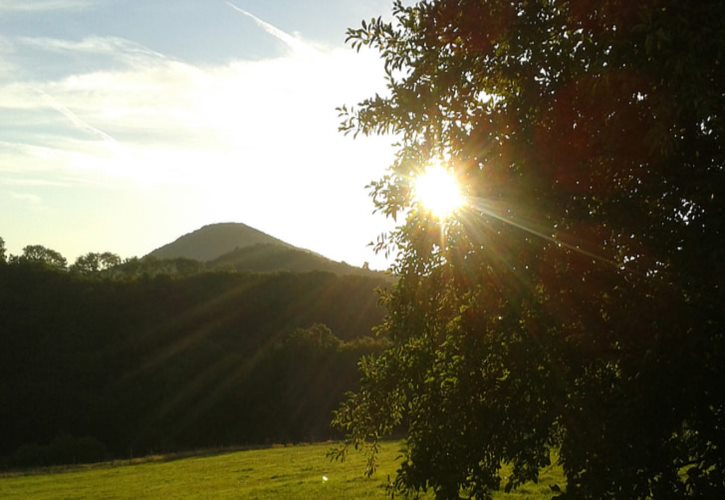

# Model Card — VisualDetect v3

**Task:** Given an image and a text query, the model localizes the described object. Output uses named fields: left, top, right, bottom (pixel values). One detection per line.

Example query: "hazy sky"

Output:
left=0, top=0, right=396, bottom=269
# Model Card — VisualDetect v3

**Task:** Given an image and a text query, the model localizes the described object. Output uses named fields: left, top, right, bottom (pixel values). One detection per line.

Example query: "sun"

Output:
left=413, top=163, right=465, bottom=219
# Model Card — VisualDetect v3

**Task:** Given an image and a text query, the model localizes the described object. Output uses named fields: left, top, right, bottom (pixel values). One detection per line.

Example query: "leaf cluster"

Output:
left=334, top=0, right=725, bottom=497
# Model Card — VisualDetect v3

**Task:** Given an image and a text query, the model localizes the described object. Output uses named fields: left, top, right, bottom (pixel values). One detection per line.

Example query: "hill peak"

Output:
left=148, top=222, right=293, bottom=262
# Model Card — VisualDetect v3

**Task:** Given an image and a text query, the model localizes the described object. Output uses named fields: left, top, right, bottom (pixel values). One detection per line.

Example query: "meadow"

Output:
left=0, top=442, right=564, bottom=499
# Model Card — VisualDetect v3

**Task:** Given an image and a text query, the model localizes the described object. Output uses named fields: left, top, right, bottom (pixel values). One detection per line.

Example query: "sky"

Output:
left=0, top=0, right=397, bottom=269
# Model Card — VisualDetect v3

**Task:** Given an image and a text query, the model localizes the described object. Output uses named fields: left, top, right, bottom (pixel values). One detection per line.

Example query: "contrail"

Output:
left=225, top=1, right=311, bottom=54
left=33, top=88, right=118, bottom=146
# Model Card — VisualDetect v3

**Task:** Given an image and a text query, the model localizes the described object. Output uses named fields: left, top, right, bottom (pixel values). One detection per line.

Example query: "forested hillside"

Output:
left=143, top=222, right=385, bottom=277
left=0, top=261, right=388, bottom=467
left=148, top=222, right=294, bottom=262
left=207, top=243, right=383, bottom=276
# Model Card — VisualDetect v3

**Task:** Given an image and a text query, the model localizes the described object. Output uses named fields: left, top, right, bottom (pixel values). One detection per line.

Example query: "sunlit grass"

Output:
left=0, top=442, right=563, bottom=499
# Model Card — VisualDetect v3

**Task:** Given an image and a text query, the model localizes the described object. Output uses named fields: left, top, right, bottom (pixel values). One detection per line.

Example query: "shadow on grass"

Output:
left=0, top=441, right=328, bottom=479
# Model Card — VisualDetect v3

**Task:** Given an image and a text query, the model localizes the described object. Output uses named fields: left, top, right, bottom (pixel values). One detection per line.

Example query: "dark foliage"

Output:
left=333, top=0, right=725, bottom=498
left=110, top=247, right=387, bottom=281
left=70, top=252, right=122, bottom=275
left=0, top=262, right=387, bottom=467
left=10, top=245, right=67, bottom=270
left=208, top=243, right=388, bottom=277
left=8, top=434, right=107, bottom=468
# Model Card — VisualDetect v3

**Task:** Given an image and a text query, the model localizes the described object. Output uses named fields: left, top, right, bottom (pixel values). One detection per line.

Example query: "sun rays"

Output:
left=412, top=162, right=466, bottom=219
left=408, top=159, right=615, bottom=270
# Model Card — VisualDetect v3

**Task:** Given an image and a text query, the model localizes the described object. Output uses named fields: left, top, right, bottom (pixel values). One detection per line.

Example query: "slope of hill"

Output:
left=148, top=223, right=292, bottom=262
left=147, top=222, right=386, bottom=277
left=0, top=264, right=389, bottom=463
left=207, top=244, right=383, bottom=277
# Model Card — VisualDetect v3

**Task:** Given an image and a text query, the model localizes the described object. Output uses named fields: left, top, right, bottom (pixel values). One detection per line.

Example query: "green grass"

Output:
left=0, top=442, right=563, bottom=499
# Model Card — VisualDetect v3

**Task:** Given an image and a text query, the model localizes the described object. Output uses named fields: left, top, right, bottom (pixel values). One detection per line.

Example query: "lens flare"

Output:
left=413, top=163, right=465, bottom=219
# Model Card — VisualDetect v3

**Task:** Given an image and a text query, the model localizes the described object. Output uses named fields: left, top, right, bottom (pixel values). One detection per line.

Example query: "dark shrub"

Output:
left=8, top=434, right=107, bottom=468
left=47, top=434, right=107, bottom=465
left=8, top=443, right=47, bottom=468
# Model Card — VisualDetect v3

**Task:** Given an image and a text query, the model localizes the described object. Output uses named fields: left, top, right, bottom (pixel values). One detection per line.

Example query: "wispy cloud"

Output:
left=0, top=18, right=394, bottom=266
left=17, top=36, right=166, bottom=58
left=0, top=177, right=75, bottom=188
left=225, top=2, right=312, bottom=54
left=10, top=192, right=42, bottom=205
left=0, top=0, right=94, bottom=12
left=16, top=36, right=168, bottom=67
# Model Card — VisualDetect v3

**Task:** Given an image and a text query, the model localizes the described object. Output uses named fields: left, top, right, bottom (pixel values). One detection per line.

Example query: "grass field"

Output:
left=0, top=442, right=564, bottom=498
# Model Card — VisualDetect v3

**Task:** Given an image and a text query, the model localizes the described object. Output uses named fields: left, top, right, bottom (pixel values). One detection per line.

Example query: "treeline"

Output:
left=0, top=239, right=386, bottom=280
left=0, top=240, right=388, bottom=468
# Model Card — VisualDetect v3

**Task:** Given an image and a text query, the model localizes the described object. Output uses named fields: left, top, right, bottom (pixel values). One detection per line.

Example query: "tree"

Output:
left=70, top=252, right=121, bottom=275
left=0, top=237, right=6, bottom=264
left=333, top=1, right=725, bottom=498
left=14, top=245, right=67, bottom=270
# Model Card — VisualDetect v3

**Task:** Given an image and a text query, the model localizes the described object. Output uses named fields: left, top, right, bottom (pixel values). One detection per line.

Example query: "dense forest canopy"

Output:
left=0, top=245, right=388, bottom=467
left=333, top=0, right=724, bottom=498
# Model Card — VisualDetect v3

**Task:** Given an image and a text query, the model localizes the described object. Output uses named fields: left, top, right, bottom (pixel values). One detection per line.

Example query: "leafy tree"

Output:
left=0, top=262, right=389, bottom=463
left=71, top=252, right=121, bottom=275
left=14, top=245, right=67, bottom=270
left=0, top=237, right=6, bottom=264
left=286, top=323, right=342, bottom=351
left=333, top=0, right=724, bottom=498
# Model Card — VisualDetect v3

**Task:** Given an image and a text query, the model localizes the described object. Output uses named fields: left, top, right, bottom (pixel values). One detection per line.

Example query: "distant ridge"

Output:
left=148, top=222, right=293, bottom=262
left=147, top=222, right=386, bottom=277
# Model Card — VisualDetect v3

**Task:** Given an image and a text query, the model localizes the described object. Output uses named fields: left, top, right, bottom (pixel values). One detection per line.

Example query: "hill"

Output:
left=207, top=243, right=383, bottom=277
left=149, top=223, right=293, bottom=262
left=148, top=222, right=384, bottom=277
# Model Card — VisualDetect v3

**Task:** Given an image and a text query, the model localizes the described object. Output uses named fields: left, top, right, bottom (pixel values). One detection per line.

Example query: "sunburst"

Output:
left=413, top=163, right=465, bottom=219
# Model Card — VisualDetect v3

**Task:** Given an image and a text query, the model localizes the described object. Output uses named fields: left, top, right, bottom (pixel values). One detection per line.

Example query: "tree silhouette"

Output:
left=333, top=1, right=725, bottom=497
left=15, top=245, right=67, bottom=270
left=71, top=252, right=121, bottom=275
left=0, top=259, right=389, bottom=466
